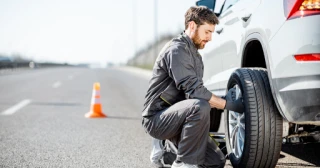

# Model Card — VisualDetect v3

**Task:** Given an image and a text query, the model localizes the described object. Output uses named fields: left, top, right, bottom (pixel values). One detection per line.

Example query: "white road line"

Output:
left=1, top=99, right=32, bottom=115
left=52, top=81, right=61, bottom=88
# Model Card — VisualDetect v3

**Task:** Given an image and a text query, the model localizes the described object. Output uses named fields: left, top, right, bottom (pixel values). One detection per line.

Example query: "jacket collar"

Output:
left=181, top=32, right=198, bottom=52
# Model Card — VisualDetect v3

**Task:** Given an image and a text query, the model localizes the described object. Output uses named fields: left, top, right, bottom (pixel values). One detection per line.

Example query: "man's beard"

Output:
left=192, top=29, right=207, bottom=49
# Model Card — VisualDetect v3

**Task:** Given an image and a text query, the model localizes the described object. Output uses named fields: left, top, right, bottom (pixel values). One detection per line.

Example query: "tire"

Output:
left=224, top=68, right=283, bottom=168
left=210, top=108, right=222, bottom=132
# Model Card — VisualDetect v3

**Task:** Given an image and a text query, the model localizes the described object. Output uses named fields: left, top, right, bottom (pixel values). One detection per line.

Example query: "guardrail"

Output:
left=0, top=61, right=72, bottom=69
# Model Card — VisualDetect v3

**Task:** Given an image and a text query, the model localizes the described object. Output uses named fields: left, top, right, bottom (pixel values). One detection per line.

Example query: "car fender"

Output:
left=243, top=32, right=287, bottom=121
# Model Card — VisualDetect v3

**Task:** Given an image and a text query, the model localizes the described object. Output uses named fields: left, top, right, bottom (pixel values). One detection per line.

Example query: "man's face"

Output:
left=191, top=22, right=215, bottom=49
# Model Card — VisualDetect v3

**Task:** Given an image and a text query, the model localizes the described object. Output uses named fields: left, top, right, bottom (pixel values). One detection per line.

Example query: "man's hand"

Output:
left=223, top=88, right=244, bottom=113
left=208, top=94, right=226, bottom=110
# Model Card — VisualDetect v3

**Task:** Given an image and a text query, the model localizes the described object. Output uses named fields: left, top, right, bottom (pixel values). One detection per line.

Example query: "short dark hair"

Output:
left=185, top=6, right=219, bottom=30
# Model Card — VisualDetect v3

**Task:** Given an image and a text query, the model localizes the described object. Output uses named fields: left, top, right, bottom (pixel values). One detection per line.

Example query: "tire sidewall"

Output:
left=224, top=70, right=250, bottom=167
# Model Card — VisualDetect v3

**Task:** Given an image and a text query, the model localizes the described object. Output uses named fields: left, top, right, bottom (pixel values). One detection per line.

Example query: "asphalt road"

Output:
left=0, top=67, right=319, bottom=168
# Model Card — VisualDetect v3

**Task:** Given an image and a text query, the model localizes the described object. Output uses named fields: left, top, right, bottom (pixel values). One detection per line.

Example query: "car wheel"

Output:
left=224, top=68, right=283, bottom=168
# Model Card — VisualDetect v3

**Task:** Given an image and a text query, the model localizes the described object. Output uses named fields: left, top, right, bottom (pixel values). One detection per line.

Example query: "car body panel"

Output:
left=201, top=0, right=320, bottom=123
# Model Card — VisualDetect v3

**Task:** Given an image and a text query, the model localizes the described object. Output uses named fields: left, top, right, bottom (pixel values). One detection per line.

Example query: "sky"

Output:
left=0, top=0, right=207, bottom=65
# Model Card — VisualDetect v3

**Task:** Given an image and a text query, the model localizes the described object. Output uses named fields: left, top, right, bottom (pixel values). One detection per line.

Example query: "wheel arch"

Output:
left=241, top=33, right=287, bottom=121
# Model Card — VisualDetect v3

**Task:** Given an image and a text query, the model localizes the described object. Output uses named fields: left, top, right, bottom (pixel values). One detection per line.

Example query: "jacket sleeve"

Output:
left=166, top=44, right=212, bottom=101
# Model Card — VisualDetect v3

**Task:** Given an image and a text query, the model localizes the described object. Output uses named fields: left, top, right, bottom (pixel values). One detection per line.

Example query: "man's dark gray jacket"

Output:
left=142, top=33, right=212, bottom=117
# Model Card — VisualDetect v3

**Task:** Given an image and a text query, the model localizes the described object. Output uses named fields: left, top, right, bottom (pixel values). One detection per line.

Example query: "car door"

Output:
left=217, top=0, right=261, bottom=88
left=202, top=30, right=223, bottom=96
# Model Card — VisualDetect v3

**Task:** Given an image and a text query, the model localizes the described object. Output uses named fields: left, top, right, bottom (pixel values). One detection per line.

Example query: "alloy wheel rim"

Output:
left=228, top=85, right=245, bottom=158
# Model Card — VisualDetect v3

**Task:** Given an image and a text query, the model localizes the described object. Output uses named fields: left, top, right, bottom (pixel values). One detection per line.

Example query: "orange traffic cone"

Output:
left=85, top=82, right=107, bottom=118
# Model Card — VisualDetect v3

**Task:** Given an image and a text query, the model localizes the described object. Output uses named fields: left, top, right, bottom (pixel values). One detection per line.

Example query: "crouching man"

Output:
left=142, top=6, right=244, bottom=168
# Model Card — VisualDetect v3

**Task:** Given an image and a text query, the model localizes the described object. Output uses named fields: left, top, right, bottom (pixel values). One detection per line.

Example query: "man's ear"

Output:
left=189, top=21, right=196, bottom=32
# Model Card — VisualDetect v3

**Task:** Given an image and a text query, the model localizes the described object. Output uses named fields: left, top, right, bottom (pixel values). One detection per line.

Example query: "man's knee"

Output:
left=193, top=99, right=211, bottom=119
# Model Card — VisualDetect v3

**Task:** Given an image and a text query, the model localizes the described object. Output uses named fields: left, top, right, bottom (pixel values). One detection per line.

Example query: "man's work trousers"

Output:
left=142, top=99, right=226, bottom=167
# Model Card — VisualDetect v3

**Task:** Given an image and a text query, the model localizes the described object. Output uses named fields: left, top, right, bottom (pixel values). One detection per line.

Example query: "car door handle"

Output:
left=216, top=27, right=223, bottom=34
left=241, top=13, right=252, bottom=22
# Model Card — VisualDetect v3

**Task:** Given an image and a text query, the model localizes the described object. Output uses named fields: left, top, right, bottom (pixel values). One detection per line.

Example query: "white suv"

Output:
left=196, top=0, right=320, bottom=167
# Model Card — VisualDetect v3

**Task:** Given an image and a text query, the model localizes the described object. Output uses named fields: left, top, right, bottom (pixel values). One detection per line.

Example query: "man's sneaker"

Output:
left=151, top=160, right=164, bottom=168
left=171, top=161, right=198, bottom=168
